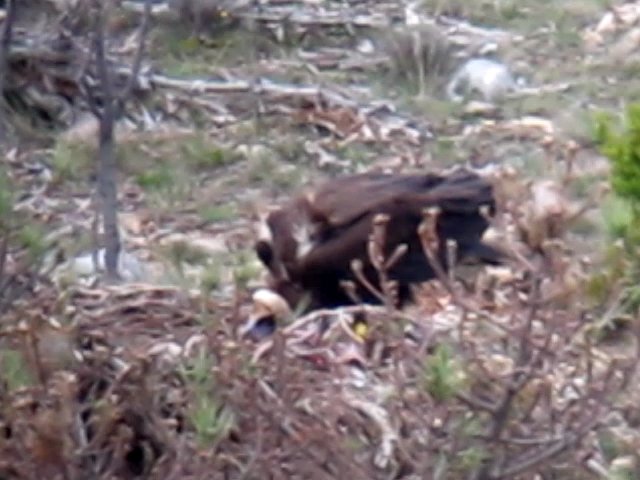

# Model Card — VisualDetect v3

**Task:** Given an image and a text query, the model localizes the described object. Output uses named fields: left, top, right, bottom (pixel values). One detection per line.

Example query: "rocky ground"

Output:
left=1, top=0, right=640, bottom=479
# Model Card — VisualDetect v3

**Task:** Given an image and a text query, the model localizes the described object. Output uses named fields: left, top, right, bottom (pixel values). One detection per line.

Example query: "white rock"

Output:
left=446, top=58, right=518, bottom=103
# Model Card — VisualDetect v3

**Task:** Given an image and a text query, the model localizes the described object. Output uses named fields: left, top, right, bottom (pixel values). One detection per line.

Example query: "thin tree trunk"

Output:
left=97, top=101, right=120, bottom=281
left=92, top=0, right=121, bottom=282
left=88, top=0, right=150, bottom=282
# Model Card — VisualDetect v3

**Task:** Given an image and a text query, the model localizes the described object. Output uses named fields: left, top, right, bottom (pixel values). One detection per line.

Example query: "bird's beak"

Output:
left=238, top=303, right=276, bottom=340
left=238, top=289, right=291, bottom=340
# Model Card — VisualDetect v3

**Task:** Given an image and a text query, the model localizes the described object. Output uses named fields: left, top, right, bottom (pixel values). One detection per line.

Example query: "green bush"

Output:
left=595, top=105, right=640, bottom=251
left=595, top=104, right=640, bottom=209
left=593, top=104, right=640, bottom=316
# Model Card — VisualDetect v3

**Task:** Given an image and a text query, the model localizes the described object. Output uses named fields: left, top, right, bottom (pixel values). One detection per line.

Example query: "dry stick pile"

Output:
left=0, top=191, right=638, bottom=479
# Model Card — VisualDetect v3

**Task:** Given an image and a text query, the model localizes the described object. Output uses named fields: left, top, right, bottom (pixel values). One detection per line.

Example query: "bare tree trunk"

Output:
left=92, top=0, right=121, bottom=282
left=97, top=101, right=120, bottom=281
left=83, top=0, right=151, bottom=282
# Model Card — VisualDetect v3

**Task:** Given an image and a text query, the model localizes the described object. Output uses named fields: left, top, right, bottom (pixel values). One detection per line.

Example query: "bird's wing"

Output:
left=304, top=172, right=446, bottom=228
left=295, top=169, right=497, bottom=275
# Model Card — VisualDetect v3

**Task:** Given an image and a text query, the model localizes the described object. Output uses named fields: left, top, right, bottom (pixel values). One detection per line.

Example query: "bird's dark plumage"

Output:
left=255, top=168, right=502, bottom=312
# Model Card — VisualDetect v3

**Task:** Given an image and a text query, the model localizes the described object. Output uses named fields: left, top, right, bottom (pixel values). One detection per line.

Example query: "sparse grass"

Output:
left=200, top=264, right=222, bottom=294
left=247, top=156, right=304, bottom=190
left=456, top=447, right=490, bottom=474
left=334, top=142, right=376, bottom=168
left=179, top=136, right=240, bottom=170
left=156, top=243, right=262, bottom=293
left=135, top=165, right=175, bottom=191
left=145, top=175, right=196, bottom=209
left=150, top=24, right=282, bottom=77
left=397, top=95, right=461, bottom=127
left=379, top=23, right=454, bottom=96
left=601, top=194, right=636, bottom=241
left=505, top=95, right=560, bottom=118
left=50, top=140, right=94, bottom=183
left=1, top=166, right=48, bottom=263
left=232, top=249, right=262, bottom=288
left=270, top=137, right=307, bottom=164
left=119, top=134, right=244, bottom=208
left=163, top=239, right=211, bottom=271
left=198, top=203, right=237, bottom=223
left=52, top=131, right=240, bottom=191
left=125, top=133, right=240, bottom=175
left=433, top=136, right=457, bottom=159
left=17, top=223, right=48, bottom=263
left=420, top=0, right=478, bottom=19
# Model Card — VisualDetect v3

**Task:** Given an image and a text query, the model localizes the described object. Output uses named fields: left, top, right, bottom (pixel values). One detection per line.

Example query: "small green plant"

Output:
left=232, top=249, right=262, bottom=288
left=51, top=140, right=93, bottom=183
left=0, top=349, right=34, bottom=391
left=0, top=168, right=12, bottom=222
left=136, top=166, right=175, bottom=191
left=200, top=264, right=222, bottom=294
left=594, top=105, right=640, bottom=248
left=180, top=350, right=235, bottom=448
left=380, top=24, right=453, bottom=97
left=17, top=224, right=48, bottom=263
left=595, top=105, right=640, bottom=206
left=180, top=136, right=239, bottom=170
left=590, top=104, right=640, bottom=321
left=0, top=168, right=48, bottom=265
left=163, top=240, right=210, bottom=272
left=456, top=446, right=490, bottom=473
left=422, top=344, right=465, bottom=402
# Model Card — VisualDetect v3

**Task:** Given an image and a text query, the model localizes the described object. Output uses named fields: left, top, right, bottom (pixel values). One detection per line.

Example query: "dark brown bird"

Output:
left=254, top=167, right=503, bottom=313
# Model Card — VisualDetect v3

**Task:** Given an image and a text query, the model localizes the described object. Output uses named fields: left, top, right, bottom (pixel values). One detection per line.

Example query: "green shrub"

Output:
left=422, top=344, right=465, bottom=403
left=593, top=104, right=640, bottom=318
left=595, top=104, right=640, bottom=209
left=595, top=105, right=640, bottom=247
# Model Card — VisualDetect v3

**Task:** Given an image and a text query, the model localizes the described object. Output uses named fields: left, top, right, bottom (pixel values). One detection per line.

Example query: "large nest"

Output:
left=0, top=211, right=638, bottom=479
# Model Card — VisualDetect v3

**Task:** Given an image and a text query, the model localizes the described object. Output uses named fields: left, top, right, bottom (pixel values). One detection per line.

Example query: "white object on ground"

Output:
left=446, top=58, right=519, bottom=103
